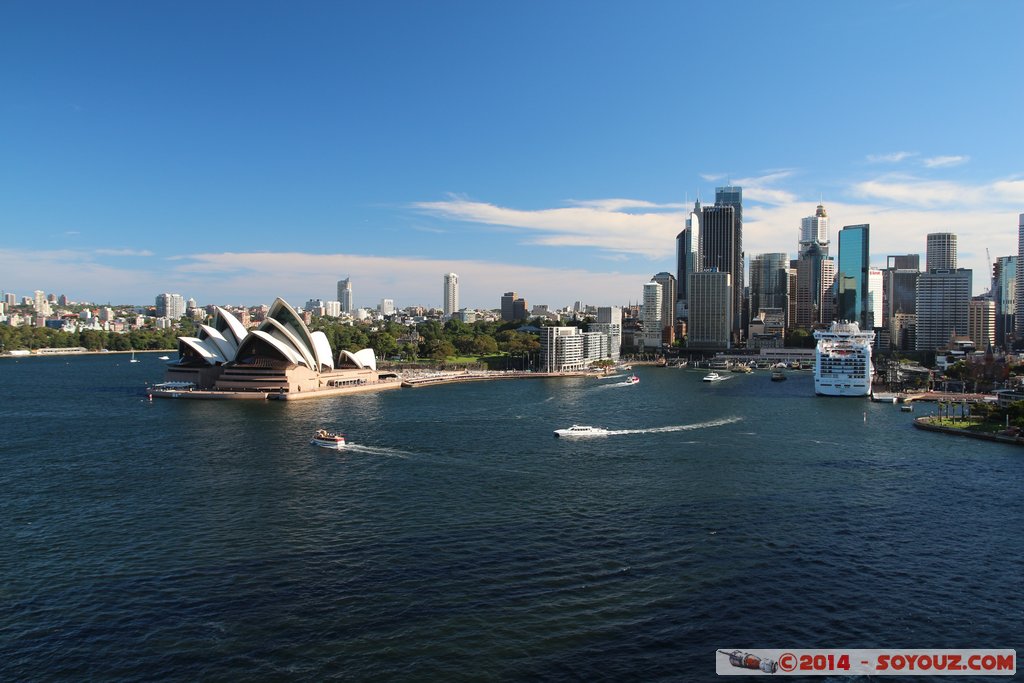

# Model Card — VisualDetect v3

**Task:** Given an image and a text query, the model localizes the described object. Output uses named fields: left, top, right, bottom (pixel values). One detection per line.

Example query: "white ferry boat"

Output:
left=702, top=371, right=726, bottom=382
left=813, top=321, right=875, bottom=397
left=553, top=425, right=610, bottom=438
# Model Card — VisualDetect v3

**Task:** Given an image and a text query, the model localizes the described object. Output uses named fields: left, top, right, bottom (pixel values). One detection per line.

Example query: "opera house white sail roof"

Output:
left=172, top=298, right=375, bottom=373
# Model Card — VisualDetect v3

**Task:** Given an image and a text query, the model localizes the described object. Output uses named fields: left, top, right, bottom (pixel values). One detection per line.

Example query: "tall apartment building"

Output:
left=156, top=293, right=186, bottom=319
left=651, top=272, right=676, bottom=341
left=379, top=299, right=395, bottom=315
left=592, top=306, right=622, bottom=361
left=33, top=290, right=51, bottom=316
left=641, top=280, right=663, bottom=349
left=337, top=278, right=353, bottom=314
left=443, top=273, right=459, bottom=317
left=539, top=326, right=586, bottom=373
left=687, top=271, right=731, bottom=350
left=969, top=297, right=995, bottom=350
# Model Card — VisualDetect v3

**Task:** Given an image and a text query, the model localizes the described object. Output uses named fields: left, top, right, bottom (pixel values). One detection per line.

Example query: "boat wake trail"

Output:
left=596, top=373, right=624, bottom=380
left=343, top=444, right=414, bottom=459
left=596, top=379, right=637, bottom=389
left=606, top=416, right=742, bottom=435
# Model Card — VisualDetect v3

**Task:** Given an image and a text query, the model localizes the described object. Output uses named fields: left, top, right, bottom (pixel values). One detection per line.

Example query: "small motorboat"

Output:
left=770, top=369, right=786, bottom=381
left=900, top=404, right=914, bottom=412
left=158, top=355, right=171, bottom=361
left=625, top=375, right=640, bottom=385
left=311, top=429, right=346, bottom=449
left=554, top=425, right=610, bottom=438
left=702, top=372, right=725, bottom=382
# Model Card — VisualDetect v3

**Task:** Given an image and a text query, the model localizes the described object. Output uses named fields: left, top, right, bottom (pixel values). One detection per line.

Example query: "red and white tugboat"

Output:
left=311, top=429, right=346, bottom=450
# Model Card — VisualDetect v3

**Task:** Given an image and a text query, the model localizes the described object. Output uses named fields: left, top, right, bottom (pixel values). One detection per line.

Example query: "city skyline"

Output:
left=2, top=2, right=1022, bottom=308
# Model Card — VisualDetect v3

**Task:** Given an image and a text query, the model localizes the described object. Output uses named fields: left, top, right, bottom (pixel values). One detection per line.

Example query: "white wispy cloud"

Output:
left=923, top=155, right=969, bottom=168
left=700, top=173, right=726, bottom=182
left=852, top=174, right=1024, bottom=208
left=733, top=170, right=798, bottom=205
left=564, top=198, right=686, bottom=212
left=170, top=251, right=651, bottom=309
left=94, top=248, right=155, bottom=257
left=412, top=195, right=683, bottom=258
left=0, top=247, right=655, bottom=310
left=867, top=151, right=916, bottom=163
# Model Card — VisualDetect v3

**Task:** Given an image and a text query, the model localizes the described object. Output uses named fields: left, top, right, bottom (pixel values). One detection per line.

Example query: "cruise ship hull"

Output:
left=813, top=321, right=875, bottom=398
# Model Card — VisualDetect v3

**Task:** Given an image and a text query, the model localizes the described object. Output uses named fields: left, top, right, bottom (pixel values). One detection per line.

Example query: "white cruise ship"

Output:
left=813, top=321, right=875, bottom=397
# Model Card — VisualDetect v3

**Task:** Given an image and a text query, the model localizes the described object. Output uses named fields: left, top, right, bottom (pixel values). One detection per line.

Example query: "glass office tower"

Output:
left=837, top=224, right=870, bottom=328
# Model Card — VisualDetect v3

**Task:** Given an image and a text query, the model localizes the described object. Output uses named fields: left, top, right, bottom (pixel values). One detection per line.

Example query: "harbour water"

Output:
left=2, top=355, right=1022, bottom=680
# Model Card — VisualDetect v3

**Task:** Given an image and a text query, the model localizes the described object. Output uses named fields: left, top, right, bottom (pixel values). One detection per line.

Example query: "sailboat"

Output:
left=129, top=350, right=140, bottom=363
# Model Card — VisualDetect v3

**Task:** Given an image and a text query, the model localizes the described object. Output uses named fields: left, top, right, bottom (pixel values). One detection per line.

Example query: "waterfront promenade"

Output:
left=400, top=369, right=591, bottom=387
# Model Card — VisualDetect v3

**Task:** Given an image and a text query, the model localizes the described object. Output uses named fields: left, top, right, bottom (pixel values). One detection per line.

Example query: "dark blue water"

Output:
left=2, top=355, right=1021, bottom=680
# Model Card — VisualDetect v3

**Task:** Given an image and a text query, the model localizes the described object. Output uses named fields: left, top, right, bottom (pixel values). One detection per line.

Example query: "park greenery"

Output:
left=0, top=314, right=548, bottom=365
left=928, top=399, right=1024, bottom=433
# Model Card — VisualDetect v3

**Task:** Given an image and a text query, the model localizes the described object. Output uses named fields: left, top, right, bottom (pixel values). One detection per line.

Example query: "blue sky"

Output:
left=2, top=1, right=1022, bottom=309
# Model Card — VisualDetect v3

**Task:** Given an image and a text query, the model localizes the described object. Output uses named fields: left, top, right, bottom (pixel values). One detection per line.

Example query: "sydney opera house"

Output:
left=159, top=297, right=392, bottom=398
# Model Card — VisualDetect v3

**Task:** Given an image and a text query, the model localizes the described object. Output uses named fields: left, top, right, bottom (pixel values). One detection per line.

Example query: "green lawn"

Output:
left=929, top=417, right=1007, bottom=434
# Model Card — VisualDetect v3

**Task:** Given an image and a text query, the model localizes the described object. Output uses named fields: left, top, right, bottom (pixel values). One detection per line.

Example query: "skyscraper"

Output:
left=926, top=233, right=957, bottom=271
left=642, top=281, right=663, bottom=349
left=687, top=271, right=732, bottom=350
left=443, top=273, right=459, bottom=316
left=33, top=290, right=51, bottom=316
left=836, top=224, right=870, bottom=328
left=337, top=278, right=353, bottom=314
left=1016, top=214, right=1024, bottom=340
left=700, top=187, right=743, bottom=340
left=883, top=254, right=920, bottom=348
left=993, top=255, right=1016, bottom=348
left=794, top=242, right=834, bottom=328
left=867, top=268, right=883, bottom=330
left=749, top=253, right=789, bottom=323
left=799, top=204, right=829, bottom=256
left=915, top=269, right=972, bottom=351
left=675, top=200, right=701, bottom=316
left=651, top=271, right=676, bottom=333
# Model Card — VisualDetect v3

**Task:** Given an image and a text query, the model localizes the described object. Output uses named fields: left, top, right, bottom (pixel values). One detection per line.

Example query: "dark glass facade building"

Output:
left=837, top=224, right=870, bottom=328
